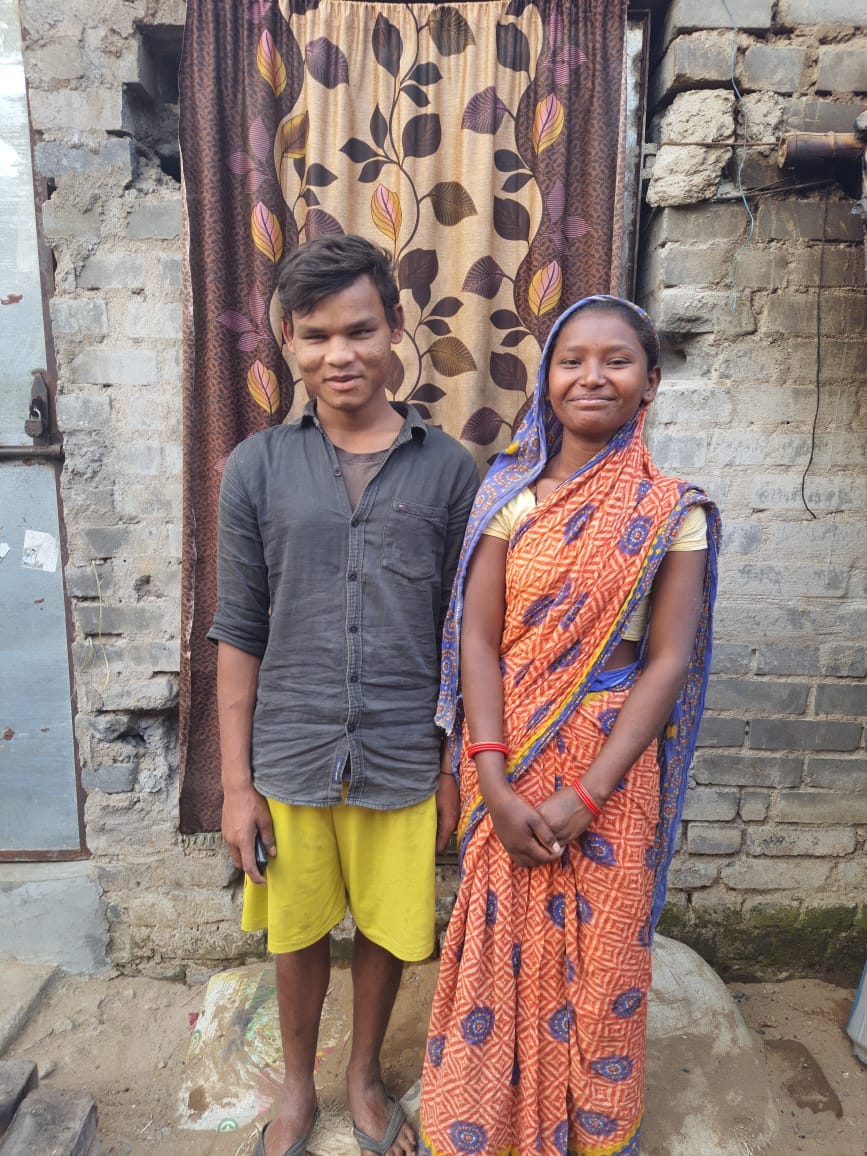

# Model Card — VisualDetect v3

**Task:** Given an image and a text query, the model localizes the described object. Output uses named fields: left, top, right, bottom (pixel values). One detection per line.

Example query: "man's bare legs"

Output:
left=346, top=929, right=416, bottom=1156
left=263, top=936, right=330, bottom=1155
left=264, top=929, right=413, bottom=1155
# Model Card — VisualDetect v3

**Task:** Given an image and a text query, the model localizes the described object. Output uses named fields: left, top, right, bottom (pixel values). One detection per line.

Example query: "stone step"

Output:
left=0, top=1061, right=38, bottom=1137
left=0, top=1088, right=97, bottom=1156
left=0, top=964, right=57, bottom=1055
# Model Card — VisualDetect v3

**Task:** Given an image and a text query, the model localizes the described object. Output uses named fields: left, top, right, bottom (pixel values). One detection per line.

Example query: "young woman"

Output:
left=420, top=296, right=720, bottom=1156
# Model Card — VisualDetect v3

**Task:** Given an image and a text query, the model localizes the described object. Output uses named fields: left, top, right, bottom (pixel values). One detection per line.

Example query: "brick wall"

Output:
left=19, top=0, right=867, bottom=979
left=639, top=0, right=866, bottom=979
left=21, top=0, right=252, bottom=978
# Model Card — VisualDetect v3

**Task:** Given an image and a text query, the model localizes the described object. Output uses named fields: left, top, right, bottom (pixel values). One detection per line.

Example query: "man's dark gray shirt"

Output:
left=208, top=402, right=479, bottom=810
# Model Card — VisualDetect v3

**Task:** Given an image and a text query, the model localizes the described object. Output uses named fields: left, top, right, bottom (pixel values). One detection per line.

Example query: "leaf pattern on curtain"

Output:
left=179, top=0, right=628, bottom=831
left=216, top=1, right=625, bottom=432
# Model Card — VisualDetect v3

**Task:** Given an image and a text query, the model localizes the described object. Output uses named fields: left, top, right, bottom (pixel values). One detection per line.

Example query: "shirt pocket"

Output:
left=381, top=498, right=448, bottom=581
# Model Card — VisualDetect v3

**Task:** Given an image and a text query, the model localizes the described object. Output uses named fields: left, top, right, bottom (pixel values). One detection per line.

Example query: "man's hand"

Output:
left=221, top=782, right=275, bottom=885
left=488, top=790, right=562, bottom=868
left=536, top=785, right=596, bottom=846
left=435, top=773, right=459, bottom=853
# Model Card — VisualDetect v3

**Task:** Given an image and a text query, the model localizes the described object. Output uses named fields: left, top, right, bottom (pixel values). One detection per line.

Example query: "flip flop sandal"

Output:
left=351, top=1094, right=409, bottom=1155
left=254, top=1107, right=320, bottom=1156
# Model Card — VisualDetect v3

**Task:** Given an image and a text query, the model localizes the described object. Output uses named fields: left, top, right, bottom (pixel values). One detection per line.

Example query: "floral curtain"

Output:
left=179, top=0, right=629, bottom=832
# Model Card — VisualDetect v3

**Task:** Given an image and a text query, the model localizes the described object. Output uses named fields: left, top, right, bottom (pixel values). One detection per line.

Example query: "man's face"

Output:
left=282, top=275, right=404, bottom=422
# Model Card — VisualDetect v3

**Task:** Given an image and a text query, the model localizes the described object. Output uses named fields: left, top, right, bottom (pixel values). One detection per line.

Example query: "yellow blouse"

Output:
left=483, top=490, right=707, bottom=641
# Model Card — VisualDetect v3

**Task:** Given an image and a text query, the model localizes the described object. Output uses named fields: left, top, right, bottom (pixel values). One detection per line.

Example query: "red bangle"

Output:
left=466, top=741, right=509, bottom=760
left=572, top=779, right=603, bottom=818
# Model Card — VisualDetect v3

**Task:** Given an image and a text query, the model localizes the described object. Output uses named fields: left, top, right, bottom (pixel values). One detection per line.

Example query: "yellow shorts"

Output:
left=241, top=792, right=437, bottom=961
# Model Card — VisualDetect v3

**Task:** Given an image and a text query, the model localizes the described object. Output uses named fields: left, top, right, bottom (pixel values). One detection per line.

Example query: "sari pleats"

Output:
left=421, top=688, right=655, bottom=1156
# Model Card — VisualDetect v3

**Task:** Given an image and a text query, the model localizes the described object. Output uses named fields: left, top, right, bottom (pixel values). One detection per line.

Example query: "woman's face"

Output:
left=546, top=309, right=660, bottom=453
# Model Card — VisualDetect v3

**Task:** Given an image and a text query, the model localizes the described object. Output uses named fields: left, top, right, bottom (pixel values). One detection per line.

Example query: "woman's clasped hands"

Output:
left=488, top=783, right=600, bottom=867
left=536, top=784, right=600, bottom=848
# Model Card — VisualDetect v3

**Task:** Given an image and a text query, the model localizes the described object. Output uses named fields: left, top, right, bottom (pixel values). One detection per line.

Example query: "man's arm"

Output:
left=217, top=642, right=274, bottom=883
left=437, top=453, right=480, bottom=641
left=210, top=448, right=274, bottom=883
left=435, top=739, right=459, bottom=854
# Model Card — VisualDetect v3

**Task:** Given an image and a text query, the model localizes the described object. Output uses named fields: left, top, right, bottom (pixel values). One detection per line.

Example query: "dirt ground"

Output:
left=728, top=978, right=867, bottom=1156
left=5, top=961, right=867, bottom=1156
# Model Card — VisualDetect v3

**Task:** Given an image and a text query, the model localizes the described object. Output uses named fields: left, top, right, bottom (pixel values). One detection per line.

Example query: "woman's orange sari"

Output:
left=421, top=301, right=719, bottom=1156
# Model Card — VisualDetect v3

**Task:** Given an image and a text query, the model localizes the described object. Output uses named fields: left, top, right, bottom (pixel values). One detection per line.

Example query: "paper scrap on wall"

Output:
left=22, top=529, right=59, bottom=573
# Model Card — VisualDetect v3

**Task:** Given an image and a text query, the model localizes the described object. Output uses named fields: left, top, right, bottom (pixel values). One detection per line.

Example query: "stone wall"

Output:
left=21, top=0, right=251, bottom=978
left=18, top=0, right=867, bottom=979
left=640, top=0, right=866, bottom=981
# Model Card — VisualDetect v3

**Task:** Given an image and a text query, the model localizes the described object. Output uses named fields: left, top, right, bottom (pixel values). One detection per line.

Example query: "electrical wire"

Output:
left=721, top=0, right=756, bottom=307
left=800, top=193, right=829, bottom=520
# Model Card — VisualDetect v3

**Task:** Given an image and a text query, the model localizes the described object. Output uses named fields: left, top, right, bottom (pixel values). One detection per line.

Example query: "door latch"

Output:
left=24, top=370, right=50, bottom=443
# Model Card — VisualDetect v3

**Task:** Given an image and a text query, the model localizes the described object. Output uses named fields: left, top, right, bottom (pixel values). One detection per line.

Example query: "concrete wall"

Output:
left=640, top=0, right=867, bottom=980
left=17, top=0, right=867, bottom=979
left=19, top=0, right=249, bottom=979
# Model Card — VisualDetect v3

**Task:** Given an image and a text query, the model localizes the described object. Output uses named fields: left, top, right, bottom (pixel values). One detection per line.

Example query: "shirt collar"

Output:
left=297, top=400, right=428, bottom=442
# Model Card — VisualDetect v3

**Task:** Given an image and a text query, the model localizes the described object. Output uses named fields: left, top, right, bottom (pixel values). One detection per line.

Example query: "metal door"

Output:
left=0, top=0, right=83, bottom=855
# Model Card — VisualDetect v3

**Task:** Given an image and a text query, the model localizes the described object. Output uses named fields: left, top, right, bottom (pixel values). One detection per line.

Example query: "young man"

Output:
left=209, top=235, right=478, bottom=1156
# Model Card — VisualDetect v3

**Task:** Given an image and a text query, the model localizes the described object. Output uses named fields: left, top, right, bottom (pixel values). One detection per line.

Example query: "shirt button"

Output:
left=349, top=624, right=358, bottom=633
left=348, top=572, right=357, bottom=582
left=334, top=468, right=342, bottom=477
left=349, top=674, right=358, bottom=683
left=351, top=518, right=359, bottom=527
left=347, top=722, right=356, bottom=732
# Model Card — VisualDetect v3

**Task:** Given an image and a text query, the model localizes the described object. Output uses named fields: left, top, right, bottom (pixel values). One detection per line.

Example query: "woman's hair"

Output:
left=559, top=296, right=661, bottom=370
left=278, top=235, right=401, bottom=328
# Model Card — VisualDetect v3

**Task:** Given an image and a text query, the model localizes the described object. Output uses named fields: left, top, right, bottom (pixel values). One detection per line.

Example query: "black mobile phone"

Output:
left=254, top=833, right=268, bottom=875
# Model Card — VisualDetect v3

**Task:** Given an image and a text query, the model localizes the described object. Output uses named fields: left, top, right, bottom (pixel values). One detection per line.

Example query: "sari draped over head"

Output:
left=422, top=297, right=721, bottom=1156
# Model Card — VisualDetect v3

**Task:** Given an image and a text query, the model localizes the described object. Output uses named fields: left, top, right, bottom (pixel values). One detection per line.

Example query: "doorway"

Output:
left=0, top=0, right=84, bottom=860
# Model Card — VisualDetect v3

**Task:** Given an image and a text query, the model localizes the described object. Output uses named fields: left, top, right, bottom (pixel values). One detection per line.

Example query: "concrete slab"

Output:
left=0, top=962, right=57, bottom=1056
left=178, top=935, right=779, bottom=1153
left=0, top=1059, right=38, bottom=1135
left=0, top=1087, right=96, bottom=1156
left=0, top=862, right=109, bottom=975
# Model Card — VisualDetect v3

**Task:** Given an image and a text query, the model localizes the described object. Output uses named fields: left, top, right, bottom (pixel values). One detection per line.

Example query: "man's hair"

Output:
left=277, top=235, right=401, bottom=328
